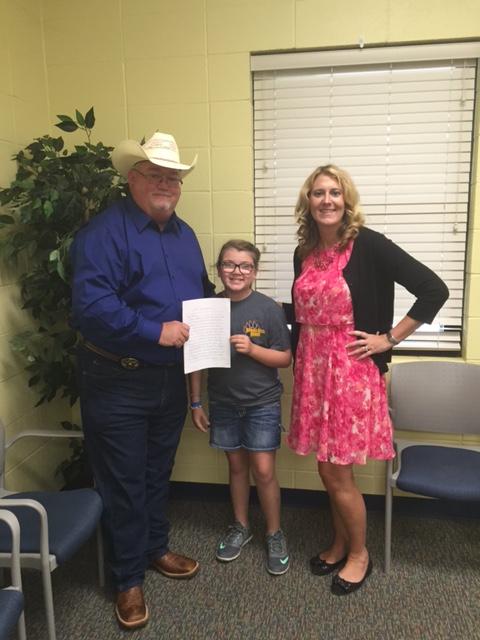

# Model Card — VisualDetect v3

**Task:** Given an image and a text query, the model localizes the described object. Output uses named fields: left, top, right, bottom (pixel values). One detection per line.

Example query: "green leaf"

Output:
left=28, top=374, right=40, bottom=387
left=43, top=201, right=54, bottom=217
left=60, top=421, right=81, bottom=431
left=84, top=107, right=95, bottom=129
left=56, top=114, right=74, bottom=123
left=56, top=259, right=66, bottom=281
left=75, top=110, right=85, bottom=126
left=56, top=121, right=79, bottom=133
left=52, top=137, right=65, bottom=152
left=19, top=177, right=34, bottom=190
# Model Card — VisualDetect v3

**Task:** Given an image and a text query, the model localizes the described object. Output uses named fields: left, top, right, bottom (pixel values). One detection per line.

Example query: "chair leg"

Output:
left=384, top=459, right=393, bottom=573
left=41, top=564, right=56, bottom=640
left=18, top=610, right=26, bottom=640
left=96, top=525, right=105, bottom=588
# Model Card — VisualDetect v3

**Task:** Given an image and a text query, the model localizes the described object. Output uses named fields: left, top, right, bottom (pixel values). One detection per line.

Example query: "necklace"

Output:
left=313, top=243, right=341, bottom=270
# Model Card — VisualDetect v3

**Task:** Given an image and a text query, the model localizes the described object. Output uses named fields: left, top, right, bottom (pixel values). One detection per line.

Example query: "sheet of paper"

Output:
left=182, top=298, right=231, bottom=374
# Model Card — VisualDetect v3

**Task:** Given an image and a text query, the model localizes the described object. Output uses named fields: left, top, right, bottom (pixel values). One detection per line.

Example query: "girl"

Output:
left=190, top=240, right=292, bottom=575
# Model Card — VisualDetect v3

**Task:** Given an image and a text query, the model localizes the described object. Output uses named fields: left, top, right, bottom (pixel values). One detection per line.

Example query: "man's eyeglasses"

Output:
left=220, top=261, right=255, bottom=275
left=133, top=168, right=183, bottom=187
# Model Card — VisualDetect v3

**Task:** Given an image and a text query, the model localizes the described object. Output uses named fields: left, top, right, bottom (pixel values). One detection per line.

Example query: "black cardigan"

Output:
left=288, top=227, right=449, bottom=373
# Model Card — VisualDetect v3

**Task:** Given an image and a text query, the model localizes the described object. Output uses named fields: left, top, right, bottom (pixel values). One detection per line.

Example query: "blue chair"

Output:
left=0, top=509, right=26, bottom=640
left=384, top=361, right=480, bottom=572
left=0, top=421, right=104, bottom=640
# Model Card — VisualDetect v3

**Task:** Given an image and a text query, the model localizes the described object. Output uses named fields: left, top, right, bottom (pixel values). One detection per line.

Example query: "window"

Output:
left=252, top=43, right=480, bottom=353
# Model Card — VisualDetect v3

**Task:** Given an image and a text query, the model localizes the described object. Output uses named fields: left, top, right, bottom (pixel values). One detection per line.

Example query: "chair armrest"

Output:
left=6, top=429, right=84, bottom=450
left=0, top=498, right=50, bottom=566
left=0, top=508, right=22, bottom=590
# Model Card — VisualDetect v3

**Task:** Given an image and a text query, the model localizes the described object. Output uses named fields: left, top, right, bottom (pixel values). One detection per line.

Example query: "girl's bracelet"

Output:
left=190, top=401, right=202, bottom=410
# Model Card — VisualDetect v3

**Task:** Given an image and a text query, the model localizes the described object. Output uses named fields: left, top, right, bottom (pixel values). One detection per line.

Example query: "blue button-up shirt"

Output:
left=70, top=196, right=213, bottom=365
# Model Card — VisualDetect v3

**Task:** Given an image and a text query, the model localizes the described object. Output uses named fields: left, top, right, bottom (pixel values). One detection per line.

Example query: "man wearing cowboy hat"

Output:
left=71, top=132, right=214, bottom=630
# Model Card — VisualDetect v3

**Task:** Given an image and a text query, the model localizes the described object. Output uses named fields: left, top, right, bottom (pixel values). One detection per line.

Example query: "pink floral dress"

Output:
left=287, top=241, right=395, bottom=465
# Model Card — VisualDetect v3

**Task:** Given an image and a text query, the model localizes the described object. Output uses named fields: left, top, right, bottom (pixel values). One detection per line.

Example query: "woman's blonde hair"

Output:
left=295, top=164, right=365, bottom=260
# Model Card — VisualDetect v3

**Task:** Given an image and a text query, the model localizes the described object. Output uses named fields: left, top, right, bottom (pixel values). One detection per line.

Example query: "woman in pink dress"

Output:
left=287, top=165, right=448, bottom=595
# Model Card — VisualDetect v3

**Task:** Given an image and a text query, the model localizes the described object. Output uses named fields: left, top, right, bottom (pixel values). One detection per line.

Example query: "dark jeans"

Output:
left=77, top=347, right=187, bottom=591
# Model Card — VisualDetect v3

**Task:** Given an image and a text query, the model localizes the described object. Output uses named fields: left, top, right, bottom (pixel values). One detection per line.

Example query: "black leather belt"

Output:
left=82, top=341, right=176, bottom=370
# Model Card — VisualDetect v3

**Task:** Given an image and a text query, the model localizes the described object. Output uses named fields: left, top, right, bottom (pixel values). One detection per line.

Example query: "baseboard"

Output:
left=170, top=481, right=480, bottom=519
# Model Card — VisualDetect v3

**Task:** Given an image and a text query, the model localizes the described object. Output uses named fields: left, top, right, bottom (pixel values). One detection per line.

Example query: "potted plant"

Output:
left=0, top=108, right=125, bottom=487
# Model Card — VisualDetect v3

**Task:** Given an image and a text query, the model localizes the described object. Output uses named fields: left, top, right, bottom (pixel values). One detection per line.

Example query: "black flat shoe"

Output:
left=310, top=554, right=348, bottom=576
left=330, top=558, right=373, bottom=595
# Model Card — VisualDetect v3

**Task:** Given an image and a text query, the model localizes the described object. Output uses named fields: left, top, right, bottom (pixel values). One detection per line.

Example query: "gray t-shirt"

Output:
left=208, top=290, right=291, bottom=406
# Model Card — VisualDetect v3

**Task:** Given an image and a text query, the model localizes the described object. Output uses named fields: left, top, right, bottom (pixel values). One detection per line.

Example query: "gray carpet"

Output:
left=16, top=499, right=480, bottom=640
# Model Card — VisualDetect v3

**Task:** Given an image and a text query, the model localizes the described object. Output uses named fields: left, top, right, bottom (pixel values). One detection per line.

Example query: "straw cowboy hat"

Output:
left=112, top=132, right=197, bottom=179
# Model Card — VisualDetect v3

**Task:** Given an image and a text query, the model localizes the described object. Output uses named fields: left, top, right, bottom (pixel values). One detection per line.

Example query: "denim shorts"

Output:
left=209, top=401, right=282, bottom=452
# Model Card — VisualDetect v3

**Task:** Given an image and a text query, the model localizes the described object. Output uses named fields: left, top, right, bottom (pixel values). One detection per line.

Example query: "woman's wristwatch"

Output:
left=386, top=330, right=400, bottom=346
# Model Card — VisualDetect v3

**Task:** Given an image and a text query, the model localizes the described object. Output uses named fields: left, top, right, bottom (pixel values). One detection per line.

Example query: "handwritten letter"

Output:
left=182, top=298, right=231, bottom=374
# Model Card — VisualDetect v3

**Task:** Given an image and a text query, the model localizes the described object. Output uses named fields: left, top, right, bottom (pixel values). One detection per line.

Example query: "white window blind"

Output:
left=252, top=44, right=480, bottom=353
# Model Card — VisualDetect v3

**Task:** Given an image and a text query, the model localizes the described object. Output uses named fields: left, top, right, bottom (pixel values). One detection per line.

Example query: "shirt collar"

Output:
left=125, top=195, right=181, bottom=234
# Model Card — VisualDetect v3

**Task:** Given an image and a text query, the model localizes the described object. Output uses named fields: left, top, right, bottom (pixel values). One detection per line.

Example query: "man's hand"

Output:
left=159, top=321, right=190, bottom=348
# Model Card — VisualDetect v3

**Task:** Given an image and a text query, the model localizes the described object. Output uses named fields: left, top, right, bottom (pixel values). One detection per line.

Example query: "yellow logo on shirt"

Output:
left=243, top=320, right=265, bottom=338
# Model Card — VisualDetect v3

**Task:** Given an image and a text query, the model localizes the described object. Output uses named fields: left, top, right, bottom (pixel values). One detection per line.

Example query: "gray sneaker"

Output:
left=266, top=529, right=290, bottom=575
left=216, top=521, right=252, bottom=562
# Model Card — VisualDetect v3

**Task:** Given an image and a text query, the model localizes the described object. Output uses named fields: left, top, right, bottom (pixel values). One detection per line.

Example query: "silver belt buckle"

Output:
left=120, top=357, right=141, bottom=370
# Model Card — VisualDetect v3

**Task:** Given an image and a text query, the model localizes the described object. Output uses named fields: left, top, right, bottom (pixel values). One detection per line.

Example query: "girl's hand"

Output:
left=191, top=407, right=210, bottom=433
left=230, top=334, right=253, bottom=355
left=346, top=330, right=392, bottom=360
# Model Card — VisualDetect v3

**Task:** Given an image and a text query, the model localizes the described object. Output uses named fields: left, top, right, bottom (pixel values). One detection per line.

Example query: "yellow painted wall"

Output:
left=0, top=0, right=71, bottom=491
left=1, top=0, right=479, bottom=493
